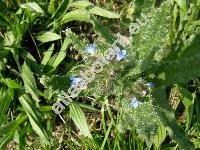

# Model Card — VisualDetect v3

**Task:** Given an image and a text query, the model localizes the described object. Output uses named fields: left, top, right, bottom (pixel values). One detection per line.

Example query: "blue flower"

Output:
left=146, top=82, right=155, bottom=88
left=85, top=44, right=97, bottom=54
left=129, top=97, right=142, bottom=108
left=115, top=47, right=126, bottom=61
left=70, top=76, right=83, bottom=87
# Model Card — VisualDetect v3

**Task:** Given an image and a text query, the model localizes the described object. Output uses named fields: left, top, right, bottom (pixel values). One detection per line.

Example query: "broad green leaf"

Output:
left=19, top=94, right=50, bottom=146
left=70, top=103, right=92, bottom=138
left=36, top=32, right=61, bottom=43
left=131, top=0, right=171, bottom=73
left=20, top=2, right=44, bottom=14
left=152, top=87, right=194, bottom=150
left=61, top=9, right=90, bottom=24
left=21, top=62, right=39, bottom=105
left=70, top=1, right=120, bottom=18
left=155, top=33, right=200, bottom=85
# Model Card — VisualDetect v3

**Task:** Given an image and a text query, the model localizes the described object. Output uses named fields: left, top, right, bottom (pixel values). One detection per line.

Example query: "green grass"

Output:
left=0, top=0, right=200, bottom=149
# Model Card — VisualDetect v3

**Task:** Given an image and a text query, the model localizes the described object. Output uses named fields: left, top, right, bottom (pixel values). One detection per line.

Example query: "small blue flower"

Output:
left=85, top=44, right=97, bottom=54
left=115, top=47, right=126, bottom=61
left=146, top=82, right=155, bottom=88
left=70, top=76, right=83, bottom=87
left=129, top=97, right=142, bottom=108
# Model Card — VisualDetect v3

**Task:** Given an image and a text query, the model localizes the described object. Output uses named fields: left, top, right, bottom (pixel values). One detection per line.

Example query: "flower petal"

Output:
left=85, top=44, right=97, bottom=54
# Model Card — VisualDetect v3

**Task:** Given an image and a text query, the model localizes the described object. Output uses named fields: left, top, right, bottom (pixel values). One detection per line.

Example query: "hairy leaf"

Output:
left=155, top=33, right=200, bottom=85
left=152, top=87, right=194, bottom=150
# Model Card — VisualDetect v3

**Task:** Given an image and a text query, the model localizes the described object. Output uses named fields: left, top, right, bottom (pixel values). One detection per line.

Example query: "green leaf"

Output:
left=52, top=0, right=71, bottom=20
left=43, top=37, right=72, bottom=73
left=155, top=33, right=200, bottom=85
left=0, top=47, right=10, bottom=59
left=41, top=44, right=54, bottom=66
left=20, top=2, right=44, bottom=14
left=0, top=12, right=11, bottom=27
left=0, top=133, right=13, bottom=149
left=3, top=78, right=22, bottom=89
left=0, top=114, right=27, bottom=136
left=36, top=32, right=61, bottom=43
left=21, top=62, right=39, bottom=105
left=25, top=52, right=42, bottom=74
left=132, top=0, right=155, bottom=16
left=0, top=114, right=27, bottom=149
left=48, top=0, right=55, bottom=14
left=39, top=75, right=70, bottom=92
left=70, top=103, right=92, bottom=138
left=91, top=16, right=115, bottom=44
left=152, top=87, right=194, bottom=150
left=61, top=9, right=90, bottom=24
left=178, top=86, right=194, bottom=131
left=70, top=1, right=120, bottom=18
left=51, top=37, right=71, bottom=68
left=100, top=121, right=113, bottom=150
left=152, top=123, right=167, bottom=149
left=19, top=94, right=50, bottom=146
left=131, top=0, right=171, bottom=73
left=0, top=87, right=14, bottom=124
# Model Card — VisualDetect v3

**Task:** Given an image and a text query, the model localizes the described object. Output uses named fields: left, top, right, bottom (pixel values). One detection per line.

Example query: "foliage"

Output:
left=0, top=0, right=200, bottom=149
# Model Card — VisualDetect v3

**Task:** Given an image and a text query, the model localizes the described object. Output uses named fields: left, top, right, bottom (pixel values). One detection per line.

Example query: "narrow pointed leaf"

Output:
left=70, top=1, right=120, bottom=18
left=37, top=32, right=61, bottom=43
left=21, top=62, right=39, bottom=104
left=70, top=103, right=92, bottom=138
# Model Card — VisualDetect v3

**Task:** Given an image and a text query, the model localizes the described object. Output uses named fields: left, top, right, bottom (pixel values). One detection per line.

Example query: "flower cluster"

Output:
left=129, top=82, right=155, bottom=108
left=129, top=97, right=142, bottom=108
left=85, top=43, right=126, bottom=61
left=52, top=42, right=128, bottom=114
